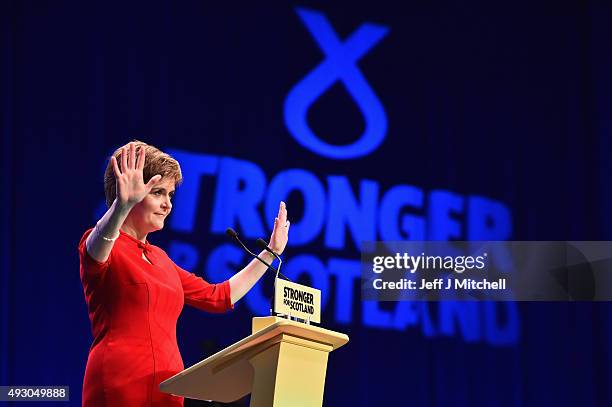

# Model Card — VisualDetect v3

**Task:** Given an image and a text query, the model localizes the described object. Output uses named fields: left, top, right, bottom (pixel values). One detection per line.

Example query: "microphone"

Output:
left=225, top=228, right=289, bottom=280
left=225, top=227, right=238, bottom=239
left=256, top=238, right=289, bottom=282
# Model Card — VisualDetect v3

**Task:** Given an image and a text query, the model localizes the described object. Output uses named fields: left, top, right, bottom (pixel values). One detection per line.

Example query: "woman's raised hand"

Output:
left=269, top=201, right=290, bottom=255
left=111, top=142, right=162, bottom=209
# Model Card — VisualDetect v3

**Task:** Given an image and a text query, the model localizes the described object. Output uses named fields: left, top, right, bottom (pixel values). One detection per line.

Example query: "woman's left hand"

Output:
left=269, top=201, right=290, bottom=255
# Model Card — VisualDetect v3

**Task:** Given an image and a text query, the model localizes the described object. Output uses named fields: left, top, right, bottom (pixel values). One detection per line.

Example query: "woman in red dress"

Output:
left=79, top=141, right=289, bottom=406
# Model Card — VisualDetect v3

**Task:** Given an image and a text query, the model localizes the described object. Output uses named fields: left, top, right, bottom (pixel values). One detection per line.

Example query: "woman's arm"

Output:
left=228, top=249, right=276, bottom=305
left=177, top=265, right=233, bottom=312
left=86, top=142, right=161, bottom=263
left=85, top=200, right=132, bottom=263
left=228, top=201, right=290, bottom=305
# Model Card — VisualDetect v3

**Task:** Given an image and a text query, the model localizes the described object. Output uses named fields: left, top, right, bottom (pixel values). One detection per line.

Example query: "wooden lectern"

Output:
left=159, top=317, right=349, bottom=406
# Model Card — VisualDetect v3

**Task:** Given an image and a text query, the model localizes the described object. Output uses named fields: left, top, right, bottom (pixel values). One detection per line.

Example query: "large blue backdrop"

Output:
left=2, top=1, right=612, bottom=405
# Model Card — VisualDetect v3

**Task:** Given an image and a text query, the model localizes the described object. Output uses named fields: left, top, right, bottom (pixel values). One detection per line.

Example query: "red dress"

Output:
left=78, top=229, right=233, bottom=406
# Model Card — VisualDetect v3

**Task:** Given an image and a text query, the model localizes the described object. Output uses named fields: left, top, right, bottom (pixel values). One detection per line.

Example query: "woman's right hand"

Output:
left=111, top=142, right=162, bottom=209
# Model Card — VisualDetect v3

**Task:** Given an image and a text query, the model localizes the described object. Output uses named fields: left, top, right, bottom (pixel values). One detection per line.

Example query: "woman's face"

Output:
left=128, top=177, right=175, bottom=234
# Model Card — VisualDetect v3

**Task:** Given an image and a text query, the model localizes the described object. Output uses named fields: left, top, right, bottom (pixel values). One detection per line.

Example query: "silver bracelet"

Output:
left=101, top=234, right=119, bottom=242
left=96, top=225, right=120, bottom=242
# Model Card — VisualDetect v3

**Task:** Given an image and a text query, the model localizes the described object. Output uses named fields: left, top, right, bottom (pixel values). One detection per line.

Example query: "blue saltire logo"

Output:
left=284, top=8, right=390, bottom=160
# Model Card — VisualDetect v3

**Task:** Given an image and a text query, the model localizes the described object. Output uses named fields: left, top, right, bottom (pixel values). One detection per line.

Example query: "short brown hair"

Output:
left=104, top=141, right=183, bottom=207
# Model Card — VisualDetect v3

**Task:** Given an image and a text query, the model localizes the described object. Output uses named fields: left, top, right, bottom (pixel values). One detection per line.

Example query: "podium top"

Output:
left=159, top=318, right=349, bottom=402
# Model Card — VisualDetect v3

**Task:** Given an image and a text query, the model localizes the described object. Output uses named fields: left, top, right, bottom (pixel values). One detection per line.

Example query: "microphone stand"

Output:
left=225, top=228, right=289, bottom=316
left=256, top=238, right=288, bottom=318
